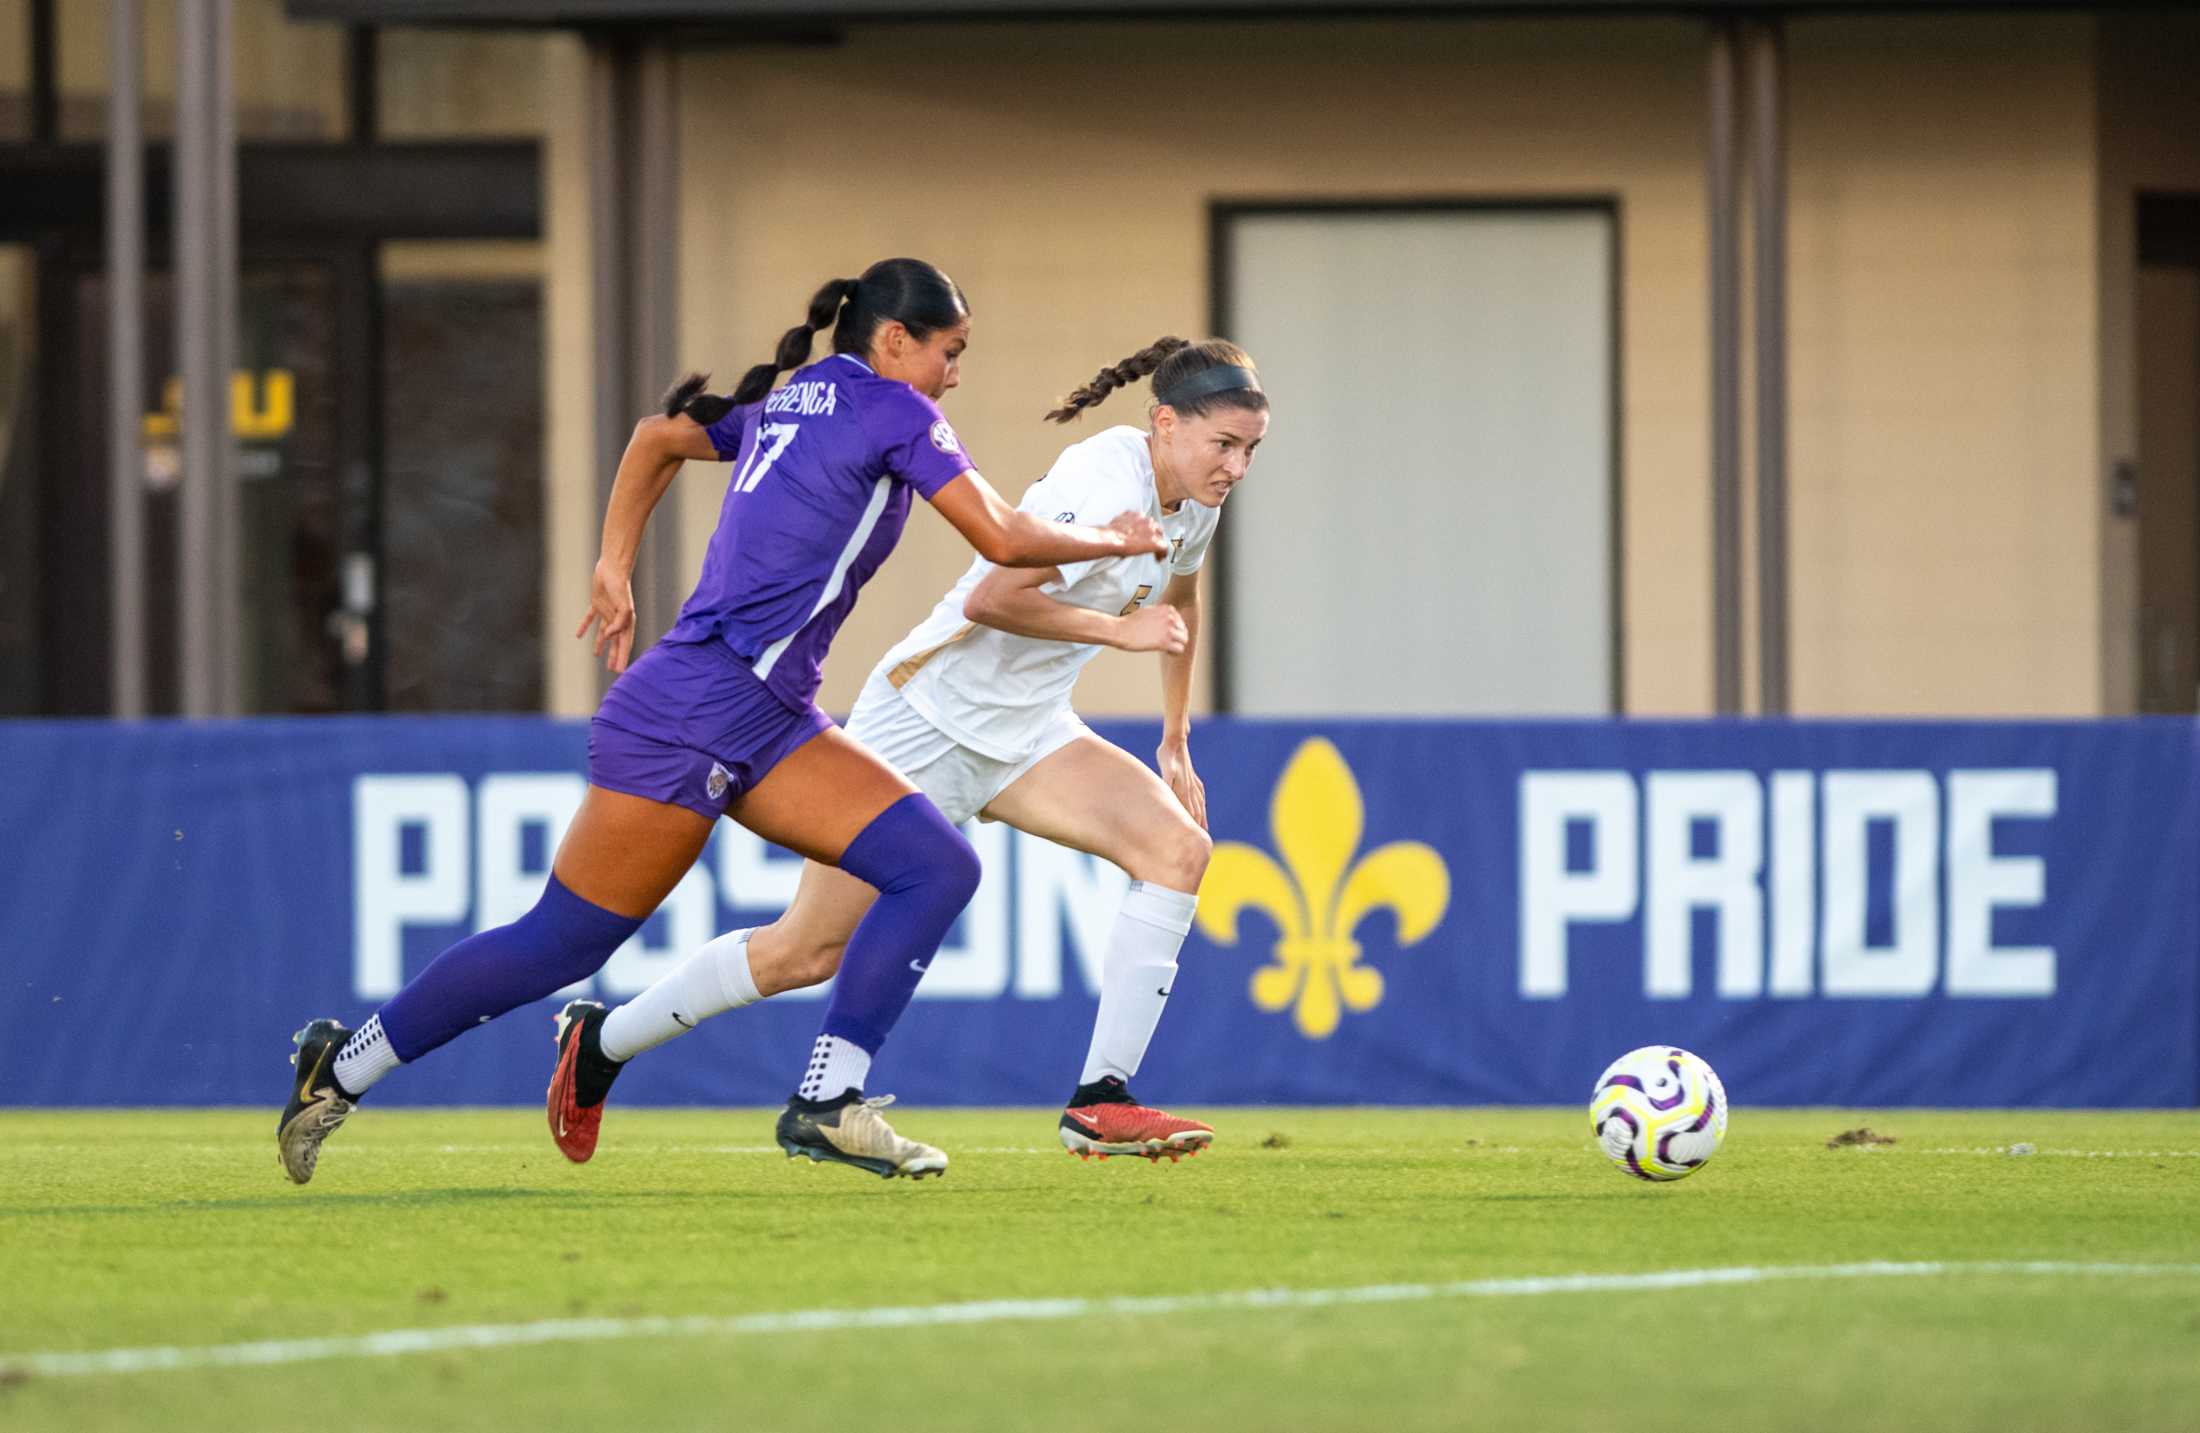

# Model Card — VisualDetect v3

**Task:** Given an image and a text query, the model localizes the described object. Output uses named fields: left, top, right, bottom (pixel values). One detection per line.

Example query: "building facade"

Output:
left=4, top=1, right=2198, bottom=718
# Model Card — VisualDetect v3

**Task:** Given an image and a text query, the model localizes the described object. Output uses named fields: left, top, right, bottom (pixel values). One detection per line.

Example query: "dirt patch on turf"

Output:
left=1826, top=1128, right=1898, bottom=1148
left=1259, top=1133, right=1291, bottom=1149
left=0, top=1367, right=28, bottom=1390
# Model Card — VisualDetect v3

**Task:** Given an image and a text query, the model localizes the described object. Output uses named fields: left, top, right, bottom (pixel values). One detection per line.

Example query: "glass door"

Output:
left=53, top=254, right=363, bottom=713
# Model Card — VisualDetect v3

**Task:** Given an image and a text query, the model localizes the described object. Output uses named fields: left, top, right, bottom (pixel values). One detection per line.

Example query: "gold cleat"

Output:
left=278, top=1019, right=357, bottom=1185
left=775, top=1091, right=948, bottom=1180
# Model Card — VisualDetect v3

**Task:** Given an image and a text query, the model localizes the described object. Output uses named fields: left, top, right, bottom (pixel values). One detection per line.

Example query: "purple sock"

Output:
left=818, top=794, right=982, bottom=1055
left=376, top=875, right=643, bottom=1063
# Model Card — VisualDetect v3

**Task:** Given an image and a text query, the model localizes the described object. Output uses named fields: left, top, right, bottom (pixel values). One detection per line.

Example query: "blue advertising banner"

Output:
left=1, top=717, right=2194, bottom=1108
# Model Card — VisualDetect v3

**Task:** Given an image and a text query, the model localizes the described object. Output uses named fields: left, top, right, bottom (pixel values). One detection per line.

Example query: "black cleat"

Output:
left=278, top=1019, right=357, bottom=1185
left=548, top=999, right=624, bottom=1163
left=775, top=1089, right=948, bottom=1180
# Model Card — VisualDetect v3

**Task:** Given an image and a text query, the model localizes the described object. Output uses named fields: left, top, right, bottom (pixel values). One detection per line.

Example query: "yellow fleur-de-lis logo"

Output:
left=1195, top=738, right=1450, bottom=1038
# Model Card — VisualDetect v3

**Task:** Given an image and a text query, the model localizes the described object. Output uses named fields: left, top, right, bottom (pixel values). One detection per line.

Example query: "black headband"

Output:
left=1155, top=365, right=1260, bottom=408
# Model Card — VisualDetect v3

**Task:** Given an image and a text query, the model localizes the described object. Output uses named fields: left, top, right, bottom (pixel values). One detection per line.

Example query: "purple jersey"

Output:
left=665, top=353, right=974, bottom=711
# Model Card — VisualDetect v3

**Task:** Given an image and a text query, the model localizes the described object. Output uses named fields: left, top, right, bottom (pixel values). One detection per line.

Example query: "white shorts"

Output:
left=845, top=668, right=1090, bottom=826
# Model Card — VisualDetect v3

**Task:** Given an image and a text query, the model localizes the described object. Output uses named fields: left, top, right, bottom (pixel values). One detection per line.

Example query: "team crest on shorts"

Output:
left=929, top=419, right=961, bottom=455
left=706, top=762, right=732, bottom=801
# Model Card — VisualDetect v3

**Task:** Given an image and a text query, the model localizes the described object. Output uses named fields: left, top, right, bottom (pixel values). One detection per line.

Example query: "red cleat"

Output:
left=1058, top=1077, right=1214, bottom=1162
left=547, top=999, right=620, bottom=1163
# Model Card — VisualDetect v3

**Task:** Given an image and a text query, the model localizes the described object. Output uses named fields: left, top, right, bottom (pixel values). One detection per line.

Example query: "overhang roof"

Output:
left=289, top=0, right=2146, bottom=26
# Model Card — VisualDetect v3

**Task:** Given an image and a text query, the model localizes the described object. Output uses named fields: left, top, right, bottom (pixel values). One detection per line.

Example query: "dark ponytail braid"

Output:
left=660, top=372, right=724, bottom=423
left=662, top=259, right=969, bottom=426
left=1046, top=337, right=1267, bottom=424
left=1044, top=337, right=1191, bottom=423
left=730, top=276, right=859, bottom=408
left=661, top=278, right=854, bottom=426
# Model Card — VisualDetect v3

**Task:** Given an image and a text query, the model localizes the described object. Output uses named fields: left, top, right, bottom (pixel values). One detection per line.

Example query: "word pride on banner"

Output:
left=2, top=718, right=2193, bottom=1107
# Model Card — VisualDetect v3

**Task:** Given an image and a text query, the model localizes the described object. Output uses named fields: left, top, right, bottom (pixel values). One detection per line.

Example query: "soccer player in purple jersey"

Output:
left=278, top=258, right=1166, bottom=1184
left=550, top=339, right=1267, bottom=1167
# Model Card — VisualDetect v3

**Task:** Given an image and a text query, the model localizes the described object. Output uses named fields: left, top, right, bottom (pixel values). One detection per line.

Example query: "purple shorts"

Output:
left=588, top=637, right=834, bottom=818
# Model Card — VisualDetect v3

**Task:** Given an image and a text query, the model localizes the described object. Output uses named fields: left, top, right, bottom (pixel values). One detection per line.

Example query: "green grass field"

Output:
left=4, top=1107, right=2198, bottom=1432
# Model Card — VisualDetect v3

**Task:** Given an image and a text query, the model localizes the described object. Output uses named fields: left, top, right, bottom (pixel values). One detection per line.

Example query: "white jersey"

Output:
left=874, top=424, right=1218, bottom=762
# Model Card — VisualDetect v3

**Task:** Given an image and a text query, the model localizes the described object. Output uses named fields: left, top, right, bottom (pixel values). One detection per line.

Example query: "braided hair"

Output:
left=663, top=258, right=969, bottom=426
left=1044, top=337, right=1266, bottom=424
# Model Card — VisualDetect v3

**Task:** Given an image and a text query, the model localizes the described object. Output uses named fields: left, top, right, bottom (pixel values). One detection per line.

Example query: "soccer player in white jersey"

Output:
left=552, top=337, right=1267, bottom=1164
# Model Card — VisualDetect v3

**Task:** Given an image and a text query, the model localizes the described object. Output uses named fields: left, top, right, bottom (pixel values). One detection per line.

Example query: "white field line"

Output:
left=1916, top=1148, right=2200, bottom=1159
left=9, top=1262, right=2199, bottom=1381
left=1822, top=1146, right=2200, bottom=1159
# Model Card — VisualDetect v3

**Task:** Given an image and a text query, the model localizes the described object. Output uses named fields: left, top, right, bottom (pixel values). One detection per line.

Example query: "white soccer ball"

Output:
left=1589, top=1046, right=1728, bottom=1181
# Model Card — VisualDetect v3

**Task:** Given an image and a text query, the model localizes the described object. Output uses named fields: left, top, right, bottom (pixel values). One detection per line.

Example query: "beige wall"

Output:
left=1781, top=14, right=2099, bottom=714
left=542, top=35, right=600, bottom=717
left=664, top=17, right=1714, bottom=718
left=54, top=0, right=346, bottom=139
left=0, top=0, right=26, bottom=127
left=377, top=27, right=550, bottom=139
left=2097, top=12, right=2200, bottom=714
left=9, top=7, right=2129, bottom=718
left=650, top=13, right=2113, bottom=721
left=42, top=5, right=542, bottom=141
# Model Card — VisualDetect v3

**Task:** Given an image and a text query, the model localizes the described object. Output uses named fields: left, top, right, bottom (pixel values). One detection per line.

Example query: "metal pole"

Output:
left=586, top=36, right=630, bottom=700
left=634, top=41, right=684, bottom=648
left=176, top=0, right=218, bottom=716
left=176, top=0, right=240, bottom=716
left=587, top=38, right=686, bottom=677
left=107, top=0, right=146, bottom=718
left=341, top=28, right=382, bottom=710
left=1749, top=19, right=1791, bottom=716
left=1707, top=18, right=1744, bottom=715
left=211, top=0, right=241, bottom=711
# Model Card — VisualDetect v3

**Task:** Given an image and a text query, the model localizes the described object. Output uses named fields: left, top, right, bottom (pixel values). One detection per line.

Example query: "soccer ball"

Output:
left=1589, top=1046, right=1728, bottom=1181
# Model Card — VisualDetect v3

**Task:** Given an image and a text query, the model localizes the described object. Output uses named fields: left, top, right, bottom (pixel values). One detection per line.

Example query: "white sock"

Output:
left=598, top=927, right=762, bottom=1063
left=798, top=1034, right=871, bottom=1101
left=1079, top=881, right=1197, bottom=1085
left=332, top=1014, right=400, bottom=1096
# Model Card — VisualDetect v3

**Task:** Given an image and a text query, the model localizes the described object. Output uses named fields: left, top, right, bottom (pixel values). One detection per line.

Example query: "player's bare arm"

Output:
left=929, top=471, right=1166, bottom=568
left=963, top=561, right=1189, bottom=653
left=577, top=411, right=721, bottom=673
left=1155, top=568, right=1206, bottom=829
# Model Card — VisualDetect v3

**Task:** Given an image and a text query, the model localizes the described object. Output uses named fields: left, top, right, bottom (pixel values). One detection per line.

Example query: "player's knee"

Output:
left=842, top=794, right=981, bottom=913
left=931, top=824, right=983, bottom=907
left=1154, top=821, right=1212, bottom=892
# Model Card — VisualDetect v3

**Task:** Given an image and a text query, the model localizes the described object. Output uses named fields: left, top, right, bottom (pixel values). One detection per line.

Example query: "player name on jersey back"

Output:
left=765, top=379, right=840, bottom=416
